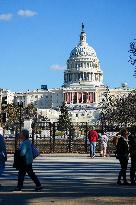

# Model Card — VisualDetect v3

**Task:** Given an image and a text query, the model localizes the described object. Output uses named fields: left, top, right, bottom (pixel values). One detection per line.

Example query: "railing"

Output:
left=4, top=122, right=116, bottom=155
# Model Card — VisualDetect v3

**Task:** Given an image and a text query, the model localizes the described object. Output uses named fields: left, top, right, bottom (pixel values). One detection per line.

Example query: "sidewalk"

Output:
left=0, top=155, right=136, bottom=205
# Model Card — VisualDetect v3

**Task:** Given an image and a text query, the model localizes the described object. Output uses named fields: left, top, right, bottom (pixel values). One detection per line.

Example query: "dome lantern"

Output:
left=80, top=23, right=87, bottom=45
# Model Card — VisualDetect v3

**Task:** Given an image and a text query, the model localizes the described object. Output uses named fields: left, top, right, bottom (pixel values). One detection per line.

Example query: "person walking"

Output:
left=128, top=126, right=136, bottom=185
left=100, top=132, right=108, bottom=157
left=88, top=127, right=98, bottom=158
left=14, top=129, right=42, bottom=191
left=116, top=128, right=129, bottom=185
left=0, top=134, right=7, bottom=186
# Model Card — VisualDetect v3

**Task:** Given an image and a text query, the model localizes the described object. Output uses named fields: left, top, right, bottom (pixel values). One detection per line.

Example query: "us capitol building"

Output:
left=0, top=24, right=133, bottom=124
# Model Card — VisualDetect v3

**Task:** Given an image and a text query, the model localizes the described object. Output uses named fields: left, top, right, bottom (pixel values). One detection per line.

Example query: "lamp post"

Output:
left=17, top=100, right=23, bottom=132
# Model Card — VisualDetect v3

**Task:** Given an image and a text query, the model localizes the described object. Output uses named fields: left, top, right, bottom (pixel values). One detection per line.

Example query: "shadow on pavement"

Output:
left=0, top=160, right=136, bottom=205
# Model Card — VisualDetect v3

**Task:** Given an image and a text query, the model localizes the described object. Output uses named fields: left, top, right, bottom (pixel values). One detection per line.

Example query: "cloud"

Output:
left=0, top=13, right=13, bottom=21
left=17, top=9, right=38, bottom=17
left=49, top=65, right=66, bottom=71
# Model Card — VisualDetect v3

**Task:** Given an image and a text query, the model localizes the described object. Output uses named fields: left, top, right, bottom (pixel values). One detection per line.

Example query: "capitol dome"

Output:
left=70, top=38, right=96, bottom=58
left=70, top=42, right=96, bottom=58
left=64, top=24, right=103, bottom=87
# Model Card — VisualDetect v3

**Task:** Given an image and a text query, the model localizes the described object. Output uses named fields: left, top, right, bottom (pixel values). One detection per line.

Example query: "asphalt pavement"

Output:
left=0, top=154, right=136, bottom=205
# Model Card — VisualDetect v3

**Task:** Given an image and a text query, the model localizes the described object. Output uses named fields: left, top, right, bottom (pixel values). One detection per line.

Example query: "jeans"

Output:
left=90, top=142, right=96, bottom=157
left=17, top=164, right=41, bottom=188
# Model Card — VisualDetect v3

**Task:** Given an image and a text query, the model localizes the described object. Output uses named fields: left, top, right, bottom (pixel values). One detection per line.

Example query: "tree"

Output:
left=129, top=39, right=136, bottom=77
left=98, top=90, right=136, bottom=130
left=57, top=103, right=75, bottom=152
left=0, top=103, right=38, bottom=131
left=57, top=103, right=72, bottom=131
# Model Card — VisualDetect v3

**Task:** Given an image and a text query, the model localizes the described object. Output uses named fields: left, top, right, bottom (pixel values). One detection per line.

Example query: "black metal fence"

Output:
left=4, top=121, right=116, bottom=155
left=30, top=122, right=89, bottom=153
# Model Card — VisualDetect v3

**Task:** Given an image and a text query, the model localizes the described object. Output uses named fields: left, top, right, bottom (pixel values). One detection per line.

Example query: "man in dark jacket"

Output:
left=88, top=128, right=98, bottom=158
left=116, top=128, right=129, bottom=185
left=0, top=134, right=7, bottom=186
left=128, top=126, right=136, bottom=185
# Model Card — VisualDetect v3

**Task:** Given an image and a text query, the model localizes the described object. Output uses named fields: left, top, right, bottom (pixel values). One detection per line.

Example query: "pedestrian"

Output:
left=88, top=127, right=98, bottom=158
left=14, top=129, right=42, bottom=191
left=112, top=132, right=120, bottom=147
left=0, top=133, right=7, bottom=186
left=116, top=128, right=129, bottom=185
left=128, top=126, right=136, bottom=185
left=100, top=132, right=108, bottom=157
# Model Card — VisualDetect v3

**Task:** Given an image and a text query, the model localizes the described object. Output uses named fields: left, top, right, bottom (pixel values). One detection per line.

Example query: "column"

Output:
left=85, top=92, right=87, bottom=103
left=64, top=93, right=65, bottom=102
left=90, top=73, right=92, bottom=81
left=69, top=73, right=70, bottom=81
left=92, top=73, right=94, bottom=82
left=71, top=92, right=72, bottom=103
left=68, top=92, right=70, bottom=104
left=71, top=92, right=73, bottom=103
left=82, top=72, right=84, bottom=80
left=87, top=92, right=89, bottom=103
left=78, top=73, right=80, bottom=81
left=81, top=93, right=83, bottom=103
left=77, top=92, right=78, bottom=103
left=99, top=74, right=100, bottom=82
left=93, top=92, right=95, bottom=102
left=84, top=72, right=86, bottom=80
left=75, top=73, right=77, bottom=81
left=87, top=72, right=89, bottom=81
left=65, top=93, right=67, bottom=103
left=78, top=92, right=82, bottom=103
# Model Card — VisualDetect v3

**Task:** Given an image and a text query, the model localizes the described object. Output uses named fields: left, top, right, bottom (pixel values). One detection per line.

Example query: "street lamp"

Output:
left=17, top=100, right=23, bottom=132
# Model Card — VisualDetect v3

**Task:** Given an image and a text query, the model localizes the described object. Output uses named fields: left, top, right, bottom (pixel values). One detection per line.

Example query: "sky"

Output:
left=0, top=0, right=135, bottom=92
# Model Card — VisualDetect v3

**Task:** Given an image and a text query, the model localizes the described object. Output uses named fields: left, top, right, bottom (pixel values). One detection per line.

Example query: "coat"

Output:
left=19, top=139, right=33, bottom=165
left=101, top=134, right=108, bottom=147
left=128, top=133, right=136, bottom=157
left=0, top=134, right=7, bottom=175
left=88, top=130, right=98, bottom=142
left=116, top=136, right=129, bottom=160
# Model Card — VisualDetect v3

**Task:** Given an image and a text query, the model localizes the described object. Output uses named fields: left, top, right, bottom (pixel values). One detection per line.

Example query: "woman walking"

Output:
left=14, top=129, right=42, bottom=191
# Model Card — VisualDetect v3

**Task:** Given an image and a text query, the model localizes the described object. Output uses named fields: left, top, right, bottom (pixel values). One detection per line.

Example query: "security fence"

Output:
left=4, top=121, right=116, bottom=155
left=30, top=122, right=89, bottom=153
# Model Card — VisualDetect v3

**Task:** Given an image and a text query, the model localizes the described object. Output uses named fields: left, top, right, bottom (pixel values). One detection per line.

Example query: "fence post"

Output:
left=52, top=122, right=56, bottom=153
left=31, top=122, right=35, bottom=145
left=85, top=122, right=88, bottom=153
left=49, top=122, right=52, bottom=153
left=15, top=127, right=18, bottom=151
left=68, top=127, right=72, bottom=153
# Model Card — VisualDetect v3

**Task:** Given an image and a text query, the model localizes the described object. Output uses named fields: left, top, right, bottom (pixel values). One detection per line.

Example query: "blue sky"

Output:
left=0, top=0, right=135, bottom=92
